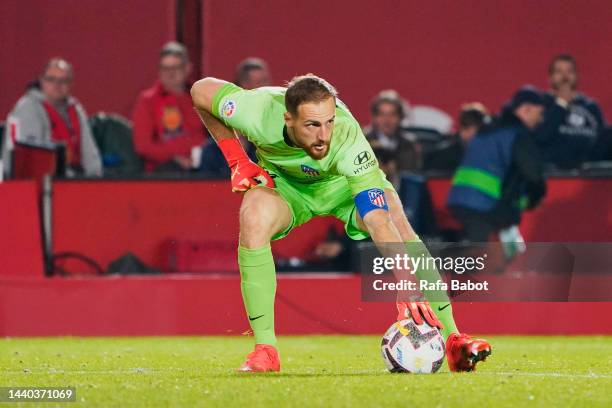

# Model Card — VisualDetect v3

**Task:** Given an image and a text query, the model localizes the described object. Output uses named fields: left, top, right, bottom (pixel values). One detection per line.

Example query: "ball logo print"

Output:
left=221, top=100, right=237, bottom=118
left=353, top=151, right=371, bottom=165
left=381, top=320, right=445, bottom=374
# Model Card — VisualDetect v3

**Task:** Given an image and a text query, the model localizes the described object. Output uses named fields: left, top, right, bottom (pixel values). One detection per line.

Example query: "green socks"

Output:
left=236, top=240, right=457, bottom=345
left=406, top=238, right=459, bottom=340
left=238, top=244, right=277, bottom=346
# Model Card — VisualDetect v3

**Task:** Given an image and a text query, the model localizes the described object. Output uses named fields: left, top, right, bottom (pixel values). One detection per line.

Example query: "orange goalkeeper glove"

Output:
left=217, top=138, right=275, bottom=192
left=396, top=301, right=444, bottom=329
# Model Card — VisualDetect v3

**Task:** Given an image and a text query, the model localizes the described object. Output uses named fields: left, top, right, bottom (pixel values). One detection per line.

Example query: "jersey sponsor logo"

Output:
left=353, top=158, right=377, bottom=175
left=221, top=100, right=237, bottom=118
left=368, top=188, right=386, bottom=208
left=300, top=164, right=320, bottom=176
left=354, top=151, right=372, bottom=165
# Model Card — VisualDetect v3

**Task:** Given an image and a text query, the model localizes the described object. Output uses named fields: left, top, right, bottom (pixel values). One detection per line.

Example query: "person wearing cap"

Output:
left=132, top=42, right=205, bottom=172
left=446, top=86, right=547, bottom=242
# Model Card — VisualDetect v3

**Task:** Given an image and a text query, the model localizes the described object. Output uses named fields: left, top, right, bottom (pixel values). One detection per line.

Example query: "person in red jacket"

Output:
left=132, top=42, right=205, bottom=172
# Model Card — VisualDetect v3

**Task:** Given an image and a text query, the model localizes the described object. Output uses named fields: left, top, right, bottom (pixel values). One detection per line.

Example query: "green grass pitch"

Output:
left=1, top=336, right=611, bottom=407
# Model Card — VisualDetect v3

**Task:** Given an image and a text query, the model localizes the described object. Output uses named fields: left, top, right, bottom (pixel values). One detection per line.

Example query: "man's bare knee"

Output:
left=239, top=189, right=289, bottom=248
left=240, top=201, right=273, bottom=241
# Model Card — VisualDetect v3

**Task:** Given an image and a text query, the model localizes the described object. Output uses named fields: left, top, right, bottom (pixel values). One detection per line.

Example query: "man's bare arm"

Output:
left=363, top=209, right=403, bottom=243
left=190, top=77, right=275, bottom=191
left=190, top=77, right=236, bottom=142
left=190, top=77, right=227, bottom=115
left=362, top=209, right=424, bottom=302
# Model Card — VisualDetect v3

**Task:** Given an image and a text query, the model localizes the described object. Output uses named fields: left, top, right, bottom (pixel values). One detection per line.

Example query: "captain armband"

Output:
left=354, top=188, right=389, bottom=219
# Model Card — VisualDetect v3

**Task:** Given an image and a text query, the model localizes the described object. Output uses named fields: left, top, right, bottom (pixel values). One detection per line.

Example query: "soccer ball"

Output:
left=381, top=319, right=445, bottom=373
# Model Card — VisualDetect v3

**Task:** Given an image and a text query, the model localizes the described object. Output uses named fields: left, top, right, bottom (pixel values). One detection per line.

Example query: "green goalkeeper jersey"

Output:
left=211, top=83, right=385, bottom=195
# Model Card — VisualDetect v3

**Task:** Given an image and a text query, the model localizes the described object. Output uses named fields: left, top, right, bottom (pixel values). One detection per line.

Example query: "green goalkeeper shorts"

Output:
left=264, top=168, right=395, bottom=241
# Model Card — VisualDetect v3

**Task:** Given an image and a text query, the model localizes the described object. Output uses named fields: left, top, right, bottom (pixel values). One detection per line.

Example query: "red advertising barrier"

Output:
left=51, top=180, right=340, bottom=271
left=428, top=177, right=612, bottom=241
left=1, top=275, right=611, bottom=336
left=0, top=181, right=44, bottom=277
left=0, top=178, right=611, bottom=336
left=52, top=178, right=612, bottom=273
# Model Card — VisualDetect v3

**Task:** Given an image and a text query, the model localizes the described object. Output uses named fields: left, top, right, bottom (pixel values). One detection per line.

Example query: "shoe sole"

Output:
left=236, top=368, right=280, bottom=373
left=467, top=347, right=492, bottom=371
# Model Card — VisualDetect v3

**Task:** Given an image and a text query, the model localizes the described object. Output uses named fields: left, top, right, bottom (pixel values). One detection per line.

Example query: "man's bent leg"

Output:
left=238, top=188, right=292, bottom=347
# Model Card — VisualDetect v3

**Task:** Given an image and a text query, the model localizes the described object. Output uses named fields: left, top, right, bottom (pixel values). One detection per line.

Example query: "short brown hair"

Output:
left=285, top=74, right=337, bottom=115
left=370, top=90, right=405, bottom=119
left=548, top=54, right=577, bottom=75
left=458, top=102, right=490, bottom=129
left=235, top=57, right=269, bottom=86
left=160, top=41, right=189, bottom=65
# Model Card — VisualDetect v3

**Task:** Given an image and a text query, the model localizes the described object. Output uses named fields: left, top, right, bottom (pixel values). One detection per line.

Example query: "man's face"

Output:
left=458, top=126, right=478, bottom=144
left=242, top=68, right=270, bottom=90
left=520, top=104, right=544, bottom=130
left=549, top=60, right=578, bottom=91
left=284, top=97, right=336, bottom=160
left=159, top=55, right=191, bottom=92
left=40, top=65, right=73, bottom=104
left=372, top=102, right=401, bottom=137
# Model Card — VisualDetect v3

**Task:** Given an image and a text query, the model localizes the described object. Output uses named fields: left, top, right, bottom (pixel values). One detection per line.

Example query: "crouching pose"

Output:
left=191, top=74, right=491, bottom=372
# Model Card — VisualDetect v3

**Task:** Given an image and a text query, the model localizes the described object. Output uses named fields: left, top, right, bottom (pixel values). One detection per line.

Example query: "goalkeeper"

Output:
left=191, top=74, right=490, bottom=372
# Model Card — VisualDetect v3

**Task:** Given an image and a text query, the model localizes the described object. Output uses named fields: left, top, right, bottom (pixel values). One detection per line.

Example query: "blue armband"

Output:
left=354, top=188, right=389, bottom=219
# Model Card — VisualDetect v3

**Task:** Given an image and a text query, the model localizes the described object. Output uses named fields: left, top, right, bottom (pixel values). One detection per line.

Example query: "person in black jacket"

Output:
left=536, top=54, right=606, bottom=169
left=447, top=86, right=547, bottom=242
left=424, top=102, right=491, bottom=172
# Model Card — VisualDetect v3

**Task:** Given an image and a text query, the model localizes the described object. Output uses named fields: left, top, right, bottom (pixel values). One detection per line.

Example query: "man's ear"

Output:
left=284, top=111, right=293, bottom=127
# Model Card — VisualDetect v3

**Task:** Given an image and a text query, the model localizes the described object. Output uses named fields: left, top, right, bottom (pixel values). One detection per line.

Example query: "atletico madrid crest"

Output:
left=368, top=189, right=386, bottom=208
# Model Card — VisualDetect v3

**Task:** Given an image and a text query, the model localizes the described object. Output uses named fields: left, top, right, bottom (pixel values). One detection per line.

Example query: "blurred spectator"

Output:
left=132, top=42, right=205, bottom=172
left=198, top=57, right=267, bottom=176
left=424, top=103, right=491, bottom=171
left=89, top=113, right=143, bottom=175
left=234, top=57, right=271, bottom=89
left=447, top=86, right=547, bottom=241
left=536, top=54, right=606, bottom=169
left=312, top=225, right=354, bottom=271
left=363, top=90, right=421, bottom=184
left=2, top=58, right=102, bottom=177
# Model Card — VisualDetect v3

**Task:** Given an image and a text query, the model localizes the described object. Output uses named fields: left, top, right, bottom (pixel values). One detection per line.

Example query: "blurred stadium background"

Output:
left=1, top=0, right=611, bottom=339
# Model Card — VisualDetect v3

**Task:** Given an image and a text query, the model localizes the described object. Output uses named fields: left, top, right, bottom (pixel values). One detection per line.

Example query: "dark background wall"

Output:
left=202, top=0, right=612, bottom=124
left=0, top=0, right=175, bottom=118
left=1, top=0, right=611, bottom=125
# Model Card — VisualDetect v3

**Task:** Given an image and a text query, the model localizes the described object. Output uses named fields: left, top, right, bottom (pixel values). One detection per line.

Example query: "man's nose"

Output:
left=318, top=126, right=331, bottom=142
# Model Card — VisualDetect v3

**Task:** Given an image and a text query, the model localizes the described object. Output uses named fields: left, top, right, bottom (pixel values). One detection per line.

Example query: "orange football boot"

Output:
left=446, top=333, right=491, bottom=372
left=237, top=344, right=281, bottom=373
